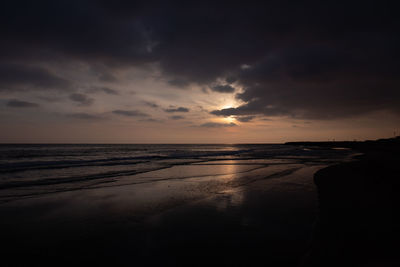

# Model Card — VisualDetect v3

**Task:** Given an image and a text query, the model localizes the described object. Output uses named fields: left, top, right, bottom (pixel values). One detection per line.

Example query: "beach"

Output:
left=0, top=144, right=353, bottom=266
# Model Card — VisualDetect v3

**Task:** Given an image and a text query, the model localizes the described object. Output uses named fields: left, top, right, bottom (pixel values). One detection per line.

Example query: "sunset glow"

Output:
left=0, top=1, right=398, bottom=143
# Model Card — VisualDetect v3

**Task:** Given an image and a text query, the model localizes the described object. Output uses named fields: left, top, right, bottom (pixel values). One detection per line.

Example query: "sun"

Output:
left=222, top=116, right=236, bottom=123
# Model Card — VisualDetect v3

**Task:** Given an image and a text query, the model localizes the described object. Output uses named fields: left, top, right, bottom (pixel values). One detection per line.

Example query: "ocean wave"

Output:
left=0, top=144, right=354, bottom=202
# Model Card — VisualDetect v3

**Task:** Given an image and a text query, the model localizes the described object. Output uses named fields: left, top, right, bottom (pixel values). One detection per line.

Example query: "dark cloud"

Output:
left=235, top=116, right=255, bottom=122
left=87, top=86, right=119, bottom=95
left=69, top=93, right=94, bottom=106
left=169, top=115, right=184, bottom=120
left=0, top=1, right=155, bottom=63
left=140, top=118, right=163, bottom=122
left=221, top=43, right=400, bottom=119
left=1, top=1, right=400, bottom=119
left=6, top=99, right=39, bottom=108
left=225, top=76, right=237, bottom=84
left=210, top=85, right=235, bottom=93
left=164, top=107, right=189, bottom=113
left=168, top=78, right=190, bottom=88
left=199, top=122, right=237, bottom=128
left=66, top=113, right=103, bottom=120
left=0, top=63, right=70, bottom=91
left=211, top=100, right=288, bottom=118
left=143, top=101, right=159, bottom=108
left=112, top=109, right=148, bottom=117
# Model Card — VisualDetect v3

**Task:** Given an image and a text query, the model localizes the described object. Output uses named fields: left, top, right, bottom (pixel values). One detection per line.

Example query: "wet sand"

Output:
left=0, top=160, right=328, bottom=267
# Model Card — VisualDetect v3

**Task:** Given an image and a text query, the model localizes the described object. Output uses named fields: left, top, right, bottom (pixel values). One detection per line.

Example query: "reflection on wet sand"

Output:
left=0, top=158, right=340, bottom=266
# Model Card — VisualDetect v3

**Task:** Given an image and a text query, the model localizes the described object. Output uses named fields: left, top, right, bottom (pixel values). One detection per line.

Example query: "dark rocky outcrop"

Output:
left=300, top=137, right=400, bottom=266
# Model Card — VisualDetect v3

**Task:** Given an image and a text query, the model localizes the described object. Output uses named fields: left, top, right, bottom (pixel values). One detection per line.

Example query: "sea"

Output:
left=0, top=143, right=356, bottom=266
left=0, top=144, right=353, bottom=202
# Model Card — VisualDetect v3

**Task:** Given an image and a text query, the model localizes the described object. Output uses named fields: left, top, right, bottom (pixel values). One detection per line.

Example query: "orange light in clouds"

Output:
left=222, top=116, right=236, bottom=124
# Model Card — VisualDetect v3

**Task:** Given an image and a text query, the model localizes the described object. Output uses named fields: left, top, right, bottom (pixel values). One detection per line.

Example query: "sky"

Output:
left=1, top=1, right=399, bottom=143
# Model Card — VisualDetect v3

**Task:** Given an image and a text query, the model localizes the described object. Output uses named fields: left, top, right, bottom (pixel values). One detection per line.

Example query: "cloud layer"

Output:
left=112, top=110, right=148, bottom=117
left=7, top=99, right=39, bottom=108
left=164, top=107, right=189, bottom=113
left=1, top=0, right=399, bottom=122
